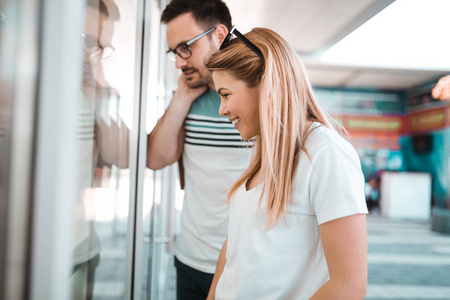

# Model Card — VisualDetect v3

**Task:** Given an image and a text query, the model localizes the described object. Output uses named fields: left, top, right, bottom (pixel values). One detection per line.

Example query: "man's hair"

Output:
left=161, top=0, right=232, bottom=31
left=87, top=0, right=121, bottom=21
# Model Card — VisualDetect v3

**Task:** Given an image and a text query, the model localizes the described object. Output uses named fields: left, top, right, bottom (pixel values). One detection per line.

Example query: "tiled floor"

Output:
left=93, top=214, right=450, bottom=299
left=365, top=215, right=450, bottom=300
left=163, top=215, right=450, bottom=300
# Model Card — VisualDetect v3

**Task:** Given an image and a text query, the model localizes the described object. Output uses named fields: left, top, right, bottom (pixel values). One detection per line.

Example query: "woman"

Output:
left=205, top=27, right=368, bottom=300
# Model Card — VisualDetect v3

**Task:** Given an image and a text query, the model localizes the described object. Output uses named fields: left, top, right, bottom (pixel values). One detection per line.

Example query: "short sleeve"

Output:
left=309, top=141, right=368, bottom=225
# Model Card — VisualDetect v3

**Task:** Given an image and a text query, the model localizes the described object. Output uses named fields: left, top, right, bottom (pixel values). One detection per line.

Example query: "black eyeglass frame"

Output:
left=166, top=27, right=216, bottom=61
left=219, top=25, right=263, bottom=59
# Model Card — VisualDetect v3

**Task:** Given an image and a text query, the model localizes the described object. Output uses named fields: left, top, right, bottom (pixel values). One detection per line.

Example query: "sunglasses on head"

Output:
left=219, top=25, right=263, bottom=59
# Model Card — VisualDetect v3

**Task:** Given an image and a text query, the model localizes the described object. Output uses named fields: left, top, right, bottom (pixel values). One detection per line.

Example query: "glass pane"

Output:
left=141, top=0, right=162, bottom=298
left=70, top=0, right=138, bottom=299
left=141, top=0, right=178, bottom=298
left=0, top=1, right=38, bottom=298
left=0, top=6, right=13, bottom=298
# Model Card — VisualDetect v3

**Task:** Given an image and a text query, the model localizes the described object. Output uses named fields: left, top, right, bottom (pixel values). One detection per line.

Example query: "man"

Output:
left=71, top=1, right=126, bottom=299
left=82, top=0, right=129, bottom=169
left=147, top=0, right=251, bottom=298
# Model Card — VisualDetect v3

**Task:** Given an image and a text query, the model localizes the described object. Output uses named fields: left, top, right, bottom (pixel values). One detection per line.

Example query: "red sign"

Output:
left=343, top=132, right=401, bottom=150
left=333, top=114, right=405, bottom=134
left=331, top=114, right=404, bottom=150
left=408, top=106, right=447, bottom=133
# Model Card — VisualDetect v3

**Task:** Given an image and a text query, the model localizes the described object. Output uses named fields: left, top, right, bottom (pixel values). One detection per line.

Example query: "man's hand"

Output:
left=146, top=74, right=208, bottom=170
left=432, top=75, right=450, bottom=101
left=172, top=75, right=208, bottom=107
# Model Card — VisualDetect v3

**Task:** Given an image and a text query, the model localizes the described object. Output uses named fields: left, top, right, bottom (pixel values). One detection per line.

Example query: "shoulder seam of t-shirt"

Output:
left=311, top=141, right=355, bottom=167
left=308, top=128, right=356, bottom=166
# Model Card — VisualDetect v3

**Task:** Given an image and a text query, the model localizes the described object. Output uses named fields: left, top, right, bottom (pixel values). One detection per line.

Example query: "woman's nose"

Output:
left=219, top=100, right=229, bottom=116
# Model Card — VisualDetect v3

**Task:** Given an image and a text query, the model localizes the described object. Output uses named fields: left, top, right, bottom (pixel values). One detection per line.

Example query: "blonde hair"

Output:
left=205, top=28, right=335, bottom=230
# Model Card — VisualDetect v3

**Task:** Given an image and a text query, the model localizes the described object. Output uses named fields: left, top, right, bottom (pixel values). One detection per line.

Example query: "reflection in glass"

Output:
left=70, top=0, right=136, bottom=299
left=0, top=13, right=11, bottom=299
left=0, top=1, right=40, bottom=298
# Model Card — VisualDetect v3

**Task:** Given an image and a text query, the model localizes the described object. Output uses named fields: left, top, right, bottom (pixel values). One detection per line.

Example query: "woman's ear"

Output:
left=214, top=24, right=229, bottom=47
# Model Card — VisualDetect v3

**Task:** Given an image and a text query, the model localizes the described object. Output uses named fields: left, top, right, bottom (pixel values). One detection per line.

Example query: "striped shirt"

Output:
left=174, top=89, right=252, bottom=273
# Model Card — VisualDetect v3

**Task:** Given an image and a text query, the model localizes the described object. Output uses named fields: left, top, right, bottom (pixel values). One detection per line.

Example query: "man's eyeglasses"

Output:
left=82, top=33, right=115, bottom=59
left=219, top=25, right=263, bottom=59
left=166, top=27, right=216, bottom=62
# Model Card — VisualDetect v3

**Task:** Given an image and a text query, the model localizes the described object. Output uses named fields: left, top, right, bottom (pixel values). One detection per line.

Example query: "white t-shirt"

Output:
left=216, top=123, right=368, bottom=299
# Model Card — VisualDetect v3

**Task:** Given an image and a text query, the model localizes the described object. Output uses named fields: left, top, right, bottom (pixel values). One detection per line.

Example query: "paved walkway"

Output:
left=366, top=215, right=450, bottom=300
left=162, top=214, right=450, bottom=300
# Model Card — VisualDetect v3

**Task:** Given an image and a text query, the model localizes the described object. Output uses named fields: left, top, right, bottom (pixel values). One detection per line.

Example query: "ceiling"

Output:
left=224, top=0, right=448, bottom=91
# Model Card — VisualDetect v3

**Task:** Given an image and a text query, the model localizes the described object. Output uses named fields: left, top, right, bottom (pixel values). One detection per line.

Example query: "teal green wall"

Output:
left=315, top=84, right=448, bottom=209
left=400, top=131, right=447, bottom=208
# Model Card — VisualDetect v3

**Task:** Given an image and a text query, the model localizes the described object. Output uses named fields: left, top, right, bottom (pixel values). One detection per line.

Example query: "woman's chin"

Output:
left=239, top=133, right=254, bottom=141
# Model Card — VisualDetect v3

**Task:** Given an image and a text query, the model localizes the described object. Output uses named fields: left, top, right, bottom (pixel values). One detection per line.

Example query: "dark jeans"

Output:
left=175, top=256, right=214, bottom=300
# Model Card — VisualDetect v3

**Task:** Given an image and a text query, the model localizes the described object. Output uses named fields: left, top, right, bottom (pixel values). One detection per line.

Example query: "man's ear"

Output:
left=214, top=24, right=229, bottom=47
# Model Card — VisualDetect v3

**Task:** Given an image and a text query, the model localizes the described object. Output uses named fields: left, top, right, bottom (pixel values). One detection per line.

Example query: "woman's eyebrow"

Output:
left=217, top=87, right=230, bottom=95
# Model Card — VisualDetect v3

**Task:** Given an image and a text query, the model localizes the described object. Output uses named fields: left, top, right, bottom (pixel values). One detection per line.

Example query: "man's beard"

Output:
left=183, top=67, right=212, bottom=89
